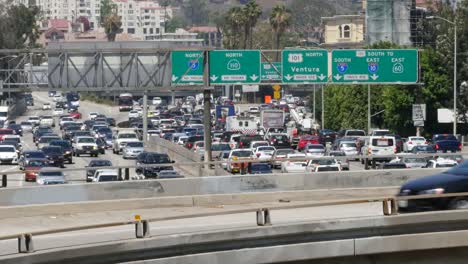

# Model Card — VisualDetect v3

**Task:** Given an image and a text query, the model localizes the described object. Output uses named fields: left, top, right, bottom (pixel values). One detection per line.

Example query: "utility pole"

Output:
left=321, top=85, right=324, bottom=130
left=203, top=51, right=212, bottom=167
left=313, top=84, right=316, bottom=120
left=143, top=90, right=148, bottom=143
left=368, top=84, right=371, bottom=135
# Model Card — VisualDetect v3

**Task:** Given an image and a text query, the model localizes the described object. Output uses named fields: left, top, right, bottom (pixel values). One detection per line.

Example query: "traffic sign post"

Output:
left=261, top=62, right=281, bottom=82
left=281, top=50, right=328, bottom=84
left=331, top=49, right=418, bottom=84
left=209, top=50, right=261, bottom=85
left=171, top=51, right=205, bottom=85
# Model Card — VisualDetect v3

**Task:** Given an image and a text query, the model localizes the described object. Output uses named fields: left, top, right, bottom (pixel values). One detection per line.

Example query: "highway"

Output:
left=0, top=201, right=382, bottom=256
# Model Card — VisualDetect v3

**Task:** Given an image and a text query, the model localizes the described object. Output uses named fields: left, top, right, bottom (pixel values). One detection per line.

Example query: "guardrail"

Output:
left=3, top=191, right=468, bottom=253
left=0, top=152, right=466, bottom=188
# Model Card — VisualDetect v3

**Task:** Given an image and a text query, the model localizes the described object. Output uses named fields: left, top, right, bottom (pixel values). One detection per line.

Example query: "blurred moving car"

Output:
left=36, top=169, right=66, bottom=185
left=122, top=141, right=144, bottom=159
left=86, top=159, right=113, bottom=182
left=249, top=163, right=273, bottom=174
left=24, top=159, right=49, bottom=182
left=281, top=153, right=307, bottom=173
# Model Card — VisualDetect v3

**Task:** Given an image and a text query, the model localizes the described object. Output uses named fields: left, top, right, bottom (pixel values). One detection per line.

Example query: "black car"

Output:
left=398, top=161, right=468, bottom=212
left=33, top=126, right=54, bottom=143
left=319, top=129, right=337, bottom=145
left=136, top=152, right=174, bottom=178
left=106, top=118, right=116, bottom=127
left=267, top=134, right=291, bottom=149
left=249, top=163, right=273, bottom=174
left=95, top=137, right=106, bottom=154
left=63, top=126, right=81, bottom=140
left=8, top=124, right=23, bottom=136
left=49, top=140, right=73, bottom=164
left=41, top=146, right=65, bottom=168
left=86, top=159, right=113, bottom=182
left=19, top=151, right=46, bottom=170
left=412, top=145, right=437, bottom=154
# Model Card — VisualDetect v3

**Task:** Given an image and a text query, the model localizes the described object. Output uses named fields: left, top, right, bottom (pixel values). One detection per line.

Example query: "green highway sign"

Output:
left=281, top=50, right=329, bottom=84
left=171, top=51, right=205, bottom=85
left=209, top=50, right=261, bottom=85
left=261, top=62, right=281, bottom=81
left=331, top=49, right=418, bottom=83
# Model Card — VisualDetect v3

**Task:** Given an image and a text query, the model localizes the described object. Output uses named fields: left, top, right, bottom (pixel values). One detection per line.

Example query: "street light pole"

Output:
left=427, top=16, right=457, bottom=135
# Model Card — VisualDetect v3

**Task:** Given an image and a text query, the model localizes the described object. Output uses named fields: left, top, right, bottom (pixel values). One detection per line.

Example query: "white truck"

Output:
left=112, top=130, right=140, bottom=154
left=225, top=116, right=258, bottom=134
left=0, top=106, right=9, bottom=122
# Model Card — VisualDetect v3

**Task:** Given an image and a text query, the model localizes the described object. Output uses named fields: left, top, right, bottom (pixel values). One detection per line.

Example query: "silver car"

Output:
left=122, top=141, right=144, bottom=159
left=36, top=169, right=66, bottom=185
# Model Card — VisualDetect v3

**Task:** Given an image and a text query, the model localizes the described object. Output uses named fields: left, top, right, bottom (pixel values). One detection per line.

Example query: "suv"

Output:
left=39, top=115, right=55, bottom=127
left=41, top=146, right=65, bottom=168
left=49, top=140, right=73, bottom=164
left=135, top=152, right=174, bottom=178
left=361, top=136, right=396, bottom=164
left=73, top=136, right=99, bottom=157
left=267, top=133, right=290, bottom=149
left=113, top=130, right=139, bottom=154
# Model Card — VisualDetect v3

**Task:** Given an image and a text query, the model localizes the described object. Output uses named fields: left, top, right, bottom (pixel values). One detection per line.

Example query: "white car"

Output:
left=28, top=116, right=40, bottom=127
left=73, top=136, right=99, bottom=157
left=36, top=170, right=66, bottom=185
left=249, top=141, right=269, bottom=151
left=281, top=153, right=307, bottom=173
left=0, top=145, right=18, bottom=164
left=42, top=103, right=51, bottom=110
left=113, top=131, right=140, bottom=154
left=305, top=144, right=326, bottom=157
left=59, top=117, right=74, bottom=128
left=122, top=141, right=144, bottom=159
left=425, top=158, right=458, bottom=168
left=307, top=157, right=340, bottom=172
left=311, top=164, right=341, bottom=172
left=92, top=169, right=119, bottom=182
left=53, top=94, right=63, bottom=102
left=128, top=110, right=140, bottom=119
left=52, top=108, right=64, bottom=116
left=254, top=146, right=276, bottom=161
left=88, top=112, right=99, bottom=120
left=152, top=97, right=162, bottom=105
left=403, top=136, right=428, bottom=152
left=39, top=115, right=55, bottom=127
left=337, top=141, right=358, bottom=156
left=20, top=121, right=33, bottom=132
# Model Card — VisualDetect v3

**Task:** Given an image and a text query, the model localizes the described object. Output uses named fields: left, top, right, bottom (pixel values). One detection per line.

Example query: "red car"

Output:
left=69, top=111, right=82, bottom=119
left=297, top=135, right=321, bottom=151
left=24, top=159, right=49, bottom=182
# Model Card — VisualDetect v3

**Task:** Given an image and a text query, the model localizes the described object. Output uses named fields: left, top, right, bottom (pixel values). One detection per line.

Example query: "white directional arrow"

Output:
left=318, top=74, right=326, bottom=81
left=210, top=75, right=218, bottom=82
left=334, top=74, right=342, bottom=81
left=370, top=74, right=379, bottom=80
left=285, top=74, right=293, bottom=81
left=171, top=75, right=178, bottom=82
left=250, top=74, right=258, bottom=81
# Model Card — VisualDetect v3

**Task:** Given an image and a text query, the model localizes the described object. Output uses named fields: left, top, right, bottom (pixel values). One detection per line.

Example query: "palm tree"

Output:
left=224, top=7, right=246, bottom=49
left=160, top=0, right=171, bottom=33
left=243, top=0, right=262, bottom=49
left=269, top=4, right=291, bottom=56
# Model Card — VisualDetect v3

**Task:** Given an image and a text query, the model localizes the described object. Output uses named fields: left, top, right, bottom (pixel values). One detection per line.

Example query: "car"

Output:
left=238, top=135, right=264, bottom=149
left=122, top=141, right=144, bottom=159
left=36, top=169, right=66, bottom=185
left=305, top=144, right=326, bottom=157
left=271, top=148, right=296, bottom=169
left=307, top=157, right=340, bottom=172
left=424, top=158, right=458, bottom=168
left=67, top=110, right=81, bottom=119
left=92, top=169, right=119, bottom=182
left=95, top=127, right=113, bottom=139
left=267, top=133, right=291, bottom=149
left=0, top=145, right=18, bottom=164
left=24, top=158, right=49, bottom=182
left=312, top=164, right=341, bottom=172
left=0, top=128, right=15, bottom=141
left=254, top=146, right=276, bottom=161
left=218, top=151, right=231, bottom=169
left=249, top=141, right=269, bottom=151
left=113, top=131, right=140, bottom=154
left=319, top=129, right=337, bottom=145
left=135, top=152, right=174, bottom=178
left=88, top=112, right=99, bottom=120
left=227, top=149, right=254, bottom=174
left=281, top=153, right=307, bottom=173
left=249, top=163, right=272, bottom=174
left=184, top=135, right=204, bottom=150
left=36, top=135, right=61, bottom=149
left=28, top=116, right=40, bottom=127
left=398, top=161, right=468, bottom=212
left=152, top=97, right=162, bottom=105
left=361, top=136, right=396, bottom=164
left=329, top=151, right=350, bottom=171
left=95, top=137, right=107, bottom=154
left=42, top=103, right=51, bottom=110
left=128, top=110, right=140, bottom=119
left=157, top=170, right=183, bottom=179
left=73, top=136, right=99, bottom=157
left=19, top=151, right=47, bottom=170
left=431, top=134, right=462, bottom=153
left=53, top=94, right=63, bottom=102
left=403, top=136, right=428, bottom=152
left=7, top=124, right=23, bottom=136
left=41, top=146, right=65, bottom=168
left=20, top=121, right=33, bottom=132
left=297, top=135, right=320, bottom=151
left=49, top=140, right=73, bottom=164
left=59, top=117, right=74, bottom=129
left=337, top=141, right=358, bottom=156
left=39, top=115, right=55, bottom=127
left=389, top=156, right=427, bottom=169
left=211, top=143, right=231, bottom=159
left=2, top=136, right=22, bottom=152
left=106, top=117, right=116, bottom=127
left=53, top=108, right=64, bottom=116
left=86, top=159, right=113, bottom=182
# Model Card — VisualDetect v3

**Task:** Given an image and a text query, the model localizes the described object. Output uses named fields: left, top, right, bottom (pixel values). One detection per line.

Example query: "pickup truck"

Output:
left=432, top=134, right=461, bottom=153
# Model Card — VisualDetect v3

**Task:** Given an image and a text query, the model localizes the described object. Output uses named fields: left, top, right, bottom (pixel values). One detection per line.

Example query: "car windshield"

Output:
left=307, top=145, right=324, bottom=150
left=4, top=138, right=19, bottom=143
left=25, top=152, right=45, bottom=158
left=126, top=142, right=143, bottom=148
left=40, top=171, right=63, bottom=177
left=0, top=130, right=13, bottom=135
left=21, top=122, right=32, bottom=126
left=120, top=134, right=137, bottom=139
left=258, top=146, right=275, bottom=151
left=310, top=159, right=337, bottom=165
left=410, top=137, right=426, bottom=142
left=317, top=166, right=340, bottom=172
left=347, top=130, right=365, bottom=136
left=340, top=143, right=356, bottom=148
left=0, top=147, right=14, bottom=152
left=232, top=151, right=252, bottom=158
left=43, top=147, right=62, bottom=154
left=212, top=144, right=230, bottom=151
left=90, top=160, right=112, bottom=166
left=99, top=175, right=118, bottom=181
left=78, top=138, right=95, bottom=143
left=445, top=162, right=468, bottom=175
left=276, top=149, right=295, bottom=155
left=416, top=145, right=435, bottom=151
left=372, top=138, right=394, bottom=147
left=28, top=160, right=47, bottom=167
left=146, top=154, right=170, bottom=163
left=252, top=164, right=271, bottom=170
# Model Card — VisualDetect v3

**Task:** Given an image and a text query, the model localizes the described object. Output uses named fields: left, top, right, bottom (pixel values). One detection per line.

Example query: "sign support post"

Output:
left=203, top=51, right=212, bottom=166
left=368, top=84, right=371, bottom=135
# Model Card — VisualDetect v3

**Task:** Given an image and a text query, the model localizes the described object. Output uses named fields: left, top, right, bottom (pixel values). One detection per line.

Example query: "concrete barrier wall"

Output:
left=0, top=168, right=443, bottom=206
left=146, top=137, right=206, bottom=177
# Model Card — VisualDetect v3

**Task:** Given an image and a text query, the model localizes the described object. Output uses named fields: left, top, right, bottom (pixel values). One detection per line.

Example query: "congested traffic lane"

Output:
left=4, top=92, right=136, bottom=187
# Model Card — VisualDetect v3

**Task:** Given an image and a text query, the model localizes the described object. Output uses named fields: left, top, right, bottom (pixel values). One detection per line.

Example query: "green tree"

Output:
left=242, top=0, right=262, bottom=49
left=160, top=0, right=171, bottom=33
left=182, top=0, right=209, bottom=26
left=0, top=4, right=40, bottom=49
left=269, top=4, right=291, bottom=57
left=166, top=16, right=186, bottom=33
left=100, top=0, right=121, bottom=42
left=223, top=7, right=246, bottom=49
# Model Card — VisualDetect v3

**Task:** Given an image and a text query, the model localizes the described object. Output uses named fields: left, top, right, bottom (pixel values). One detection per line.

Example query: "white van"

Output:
left=361, top=136, right=396, bottom=163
